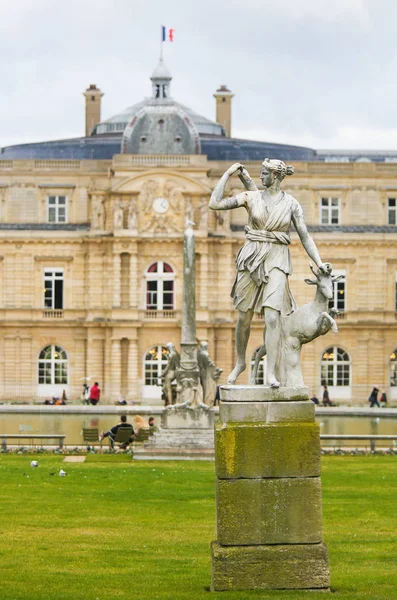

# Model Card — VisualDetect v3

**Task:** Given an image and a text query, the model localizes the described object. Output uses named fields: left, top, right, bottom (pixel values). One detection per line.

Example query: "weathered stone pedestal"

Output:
left=133, top=408, right=215, bottom=460
left=211, top=385, right=330, bottom=591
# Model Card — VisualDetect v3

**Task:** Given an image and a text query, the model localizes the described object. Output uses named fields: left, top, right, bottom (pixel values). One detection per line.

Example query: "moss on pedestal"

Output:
left=215, top=421, right=320, bottom=479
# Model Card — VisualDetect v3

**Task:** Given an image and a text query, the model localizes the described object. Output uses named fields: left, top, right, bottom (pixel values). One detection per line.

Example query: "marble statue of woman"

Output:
left=209, top=158, right=327, bottom=388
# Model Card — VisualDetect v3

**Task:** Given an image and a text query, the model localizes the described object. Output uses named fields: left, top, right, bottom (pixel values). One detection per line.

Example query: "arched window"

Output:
left=38, top=345, right=68, bottom=384
left=250, top=348, right=267, bottom=385
left=390, top=349, right=397, bottom=386
left=144, top=345, right=170, bottom=386
left=321, top=346, right=351, bottom=387
left=145, top=261, right=175, bottom=310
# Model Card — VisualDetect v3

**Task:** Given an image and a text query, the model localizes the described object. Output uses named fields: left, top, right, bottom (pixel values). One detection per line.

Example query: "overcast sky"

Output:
left=1, top=0, right=397, bottom=150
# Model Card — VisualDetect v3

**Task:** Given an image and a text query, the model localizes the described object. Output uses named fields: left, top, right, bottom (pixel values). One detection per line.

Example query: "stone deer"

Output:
left=251, top=263, right=343, bottom=387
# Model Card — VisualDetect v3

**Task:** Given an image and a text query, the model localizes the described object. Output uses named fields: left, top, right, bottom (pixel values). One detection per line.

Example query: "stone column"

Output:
left=127, top=337, right=139, bottom=399
left=199, top=250, right=208, bottom=309
left=177, top=222, right=200, bottom=403
left=113, top=253, right=121, bottom=308
left=211, top=386, right=330, bottom=592
left=110, top=339, right=121, bottom=400
left=129, top=252, right=138, bottom=308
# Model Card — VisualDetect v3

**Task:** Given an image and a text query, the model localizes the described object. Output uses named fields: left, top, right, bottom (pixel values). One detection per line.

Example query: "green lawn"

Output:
left=0, top=455, right=396, bottom=600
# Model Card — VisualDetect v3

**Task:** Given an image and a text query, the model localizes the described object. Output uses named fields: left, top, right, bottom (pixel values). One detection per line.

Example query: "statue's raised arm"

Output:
left=209, top=163, right=258, bottom=211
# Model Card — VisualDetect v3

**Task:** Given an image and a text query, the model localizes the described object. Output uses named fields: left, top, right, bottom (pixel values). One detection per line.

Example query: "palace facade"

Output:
left=1, top=60, right=397, bottom=404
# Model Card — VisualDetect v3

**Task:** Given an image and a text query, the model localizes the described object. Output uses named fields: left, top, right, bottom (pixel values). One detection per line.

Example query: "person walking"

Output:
left=89, top=382, right=101, bottom=405
left=368, top=387, right=380, bottom=408
left=322, top=384, right=332, bottom=406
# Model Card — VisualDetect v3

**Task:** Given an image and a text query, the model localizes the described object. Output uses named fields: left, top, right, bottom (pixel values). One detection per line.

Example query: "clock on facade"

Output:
left=152, top=197, right=169, bottom=214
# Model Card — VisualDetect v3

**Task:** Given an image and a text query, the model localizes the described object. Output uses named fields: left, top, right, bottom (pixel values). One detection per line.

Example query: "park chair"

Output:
left=108, top=425, right=134, bottom=450
left=133, top=428, right=153, bottom=444
left=82, top=427, right=101, bottom=448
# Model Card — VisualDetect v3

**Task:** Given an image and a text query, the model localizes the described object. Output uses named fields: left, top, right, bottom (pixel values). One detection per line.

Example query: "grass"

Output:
left=0, top=456, right=396, bottom=600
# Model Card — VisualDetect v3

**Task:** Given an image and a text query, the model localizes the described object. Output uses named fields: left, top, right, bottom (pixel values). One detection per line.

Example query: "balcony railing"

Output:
left=43, top=310, right=64, bottom=319
left=144, top=310, right=176, bottom=320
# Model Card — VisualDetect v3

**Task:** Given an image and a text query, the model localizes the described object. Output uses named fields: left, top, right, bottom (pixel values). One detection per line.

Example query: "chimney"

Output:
left=213, top=85, right=234, bottom=137
left=83, top=84, right=104, bottom=137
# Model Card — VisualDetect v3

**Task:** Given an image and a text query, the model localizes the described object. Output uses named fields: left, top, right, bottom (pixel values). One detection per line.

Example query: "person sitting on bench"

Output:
left=100, top=415, right=134, bottom=449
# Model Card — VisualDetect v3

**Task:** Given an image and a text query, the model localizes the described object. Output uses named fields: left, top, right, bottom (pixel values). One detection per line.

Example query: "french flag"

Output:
left=162, top=26, right=175, bottom=42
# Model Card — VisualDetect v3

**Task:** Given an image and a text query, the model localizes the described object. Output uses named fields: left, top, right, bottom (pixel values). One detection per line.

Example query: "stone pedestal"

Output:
left=161, top=407, right=214, bottom=429
left=211, top=385, right=330, bottom=591
left=133, top=408, right=215, bottom=460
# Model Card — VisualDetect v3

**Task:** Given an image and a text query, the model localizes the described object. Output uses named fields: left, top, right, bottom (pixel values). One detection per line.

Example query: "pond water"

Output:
left=0, top=413, right=397, bottom=446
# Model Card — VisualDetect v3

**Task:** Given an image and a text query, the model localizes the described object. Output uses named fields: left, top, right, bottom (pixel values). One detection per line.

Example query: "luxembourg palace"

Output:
left=1, top=59, right=397, bottom=405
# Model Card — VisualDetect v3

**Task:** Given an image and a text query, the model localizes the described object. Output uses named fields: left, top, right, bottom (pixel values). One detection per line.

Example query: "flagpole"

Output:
left=160, top=25, right=163, bottom=60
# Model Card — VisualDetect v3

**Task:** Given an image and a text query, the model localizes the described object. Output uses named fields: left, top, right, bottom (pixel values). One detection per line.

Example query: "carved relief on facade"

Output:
left=138, top=178, right=185, bottom=234
left=128, top=198, right=138, bottom=230
left=91, top=194, right=105, bottom=230
left=113, top=198, right=124, bottom=230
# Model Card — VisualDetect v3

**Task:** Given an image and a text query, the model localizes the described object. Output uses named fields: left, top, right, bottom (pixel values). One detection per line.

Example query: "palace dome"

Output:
left=92, top=59, right=225, bottom=139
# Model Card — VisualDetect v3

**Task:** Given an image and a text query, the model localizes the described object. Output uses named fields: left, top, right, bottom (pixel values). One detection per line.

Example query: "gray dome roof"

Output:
left=121, top=103, right=201, bottom=155
left=93, top=59, right=225, bottom=138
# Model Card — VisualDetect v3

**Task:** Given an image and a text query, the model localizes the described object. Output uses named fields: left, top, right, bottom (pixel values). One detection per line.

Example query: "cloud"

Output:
left=0, top=0, right=395, bottom=151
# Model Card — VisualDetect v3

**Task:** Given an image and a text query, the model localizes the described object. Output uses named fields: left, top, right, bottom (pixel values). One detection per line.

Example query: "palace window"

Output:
left=329, top=270, right=346, bottom=312
left=320, top=197, right=340, bottom=225
left=44, top=269, right=64, bottom=309
left=250, top=349, right=267, bottom=385
left=390, top=350, right=397, bottom=386
left=321, top=346, right=351, bottom=387
left=38, top=345, right=68, bottom=385
left=388, top=198, right=397, bottom=225
left=47, top=196, right=67, bottom=223
left=144, top=345, right=170, bottom=386
left=145, top=262, right=175, bottom=310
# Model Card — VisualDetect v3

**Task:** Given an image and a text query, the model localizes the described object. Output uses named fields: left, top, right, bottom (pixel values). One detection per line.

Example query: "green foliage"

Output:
left=0, top=456, right=396, bottom=599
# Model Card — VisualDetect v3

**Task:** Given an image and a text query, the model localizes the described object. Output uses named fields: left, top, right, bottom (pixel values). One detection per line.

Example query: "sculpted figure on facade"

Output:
left=209, top=159, right=329, bottom=388
left=197, top=341, right=223, bottom=406
left=161, top=342, right=180, bottom=406
left=92, top=196, right=105, bottom=230
left=128, top=198, right=138, bottom=230
left=198, top=198, right=208, bottom=231
left=113, top=200, right=124, bottom=229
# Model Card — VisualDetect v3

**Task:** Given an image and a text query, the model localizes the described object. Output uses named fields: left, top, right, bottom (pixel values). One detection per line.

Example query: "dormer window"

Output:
left=47, top=196, right=67, bottom=223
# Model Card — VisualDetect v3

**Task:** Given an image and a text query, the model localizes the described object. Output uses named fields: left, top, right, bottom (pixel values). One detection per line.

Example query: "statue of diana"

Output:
left=209, top=158, right=327, bottom=388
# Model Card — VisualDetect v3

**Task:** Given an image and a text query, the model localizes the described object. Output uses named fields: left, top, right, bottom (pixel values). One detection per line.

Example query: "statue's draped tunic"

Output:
left=231, top=191, right=297, bottom=316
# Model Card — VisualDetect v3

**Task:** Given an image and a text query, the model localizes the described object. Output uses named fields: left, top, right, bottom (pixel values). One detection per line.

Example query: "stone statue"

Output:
left=197, top=341, right=223, bottom=406
left=161, top=342, right=180, bottom=405
left=209, top=158, right=328, bottom=388
left=128, top=199, right=138, bottom=229
left=92, top=196, right=105, bottom=230
left=114, top=200, right=124, bottom=229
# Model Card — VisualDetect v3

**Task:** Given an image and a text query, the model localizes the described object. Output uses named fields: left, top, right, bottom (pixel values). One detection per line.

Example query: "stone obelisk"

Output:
left=161, top=220, right=213, bottom=430
left=178, top=220, right=200, bottom=394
